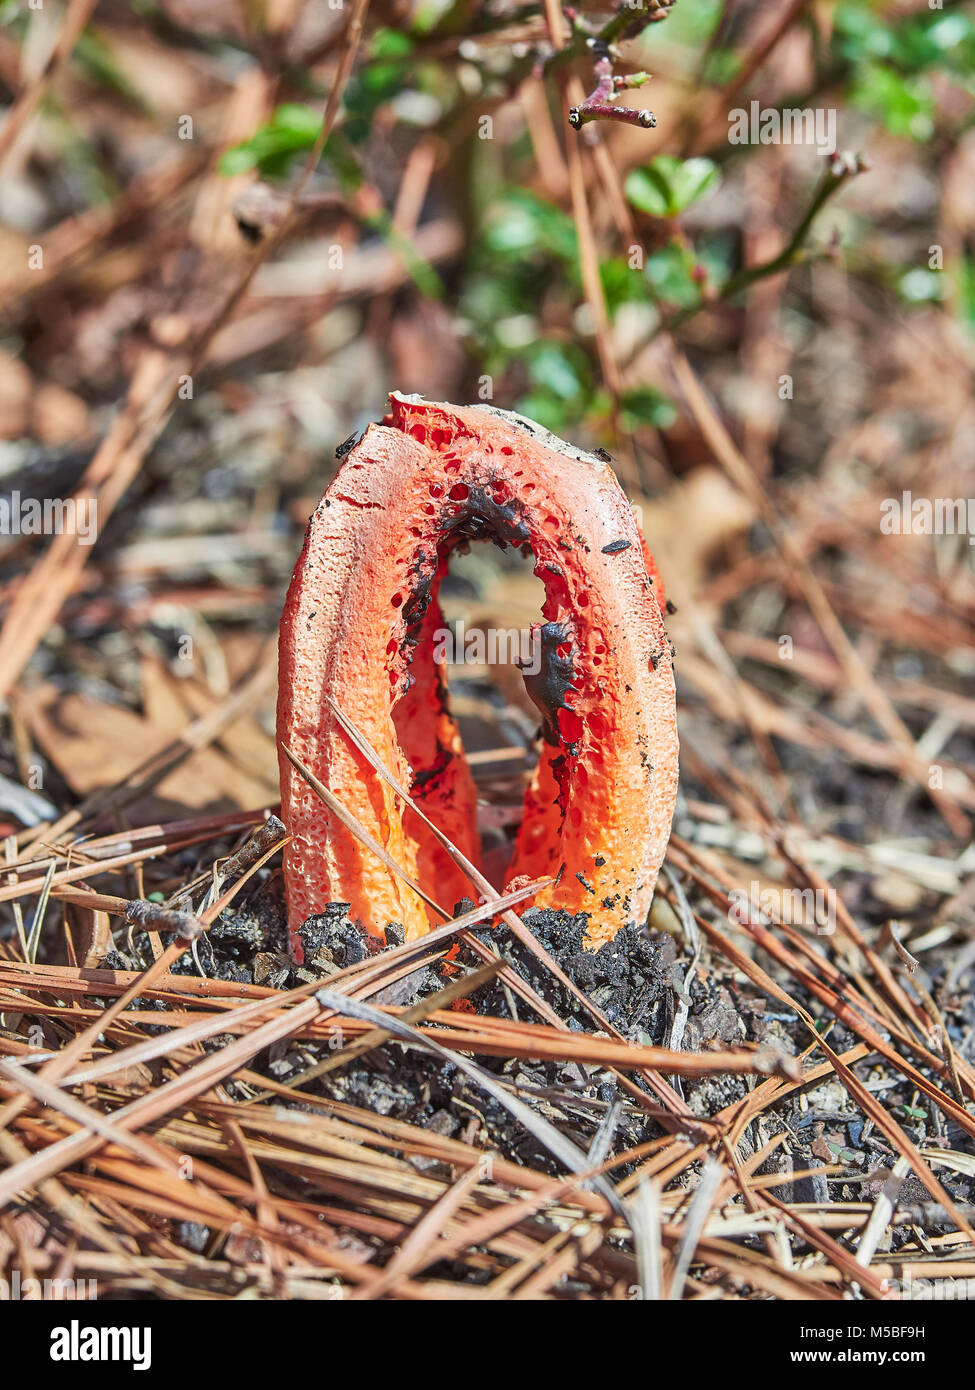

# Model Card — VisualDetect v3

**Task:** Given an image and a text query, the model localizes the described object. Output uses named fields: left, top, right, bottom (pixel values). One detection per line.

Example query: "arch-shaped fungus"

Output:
left=278, top=394, right=678, bottom=954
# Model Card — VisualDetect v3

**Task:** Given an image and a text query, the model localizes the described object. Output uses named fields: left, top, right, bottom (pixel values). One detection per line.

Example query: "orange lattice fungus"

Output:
left=277, top=394, right=679, bottom=955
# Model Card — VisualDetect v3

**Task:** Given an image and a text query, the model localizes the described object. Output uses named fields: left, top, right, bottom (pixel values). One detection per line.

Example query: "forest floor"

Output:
left=1, top=0, right=974, bottom=1301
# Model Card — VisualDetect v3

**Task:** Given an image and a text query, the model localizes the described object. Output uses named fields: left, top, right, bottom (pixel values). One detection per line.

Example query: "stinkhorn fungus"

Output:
left=278, top=394, right=679, bottom=955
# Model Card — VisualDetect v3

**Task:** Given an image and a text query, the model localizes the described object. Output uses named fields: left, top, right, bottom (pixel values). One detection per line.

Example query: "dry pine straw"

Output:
left=0, top=702, right=973, bottom=1302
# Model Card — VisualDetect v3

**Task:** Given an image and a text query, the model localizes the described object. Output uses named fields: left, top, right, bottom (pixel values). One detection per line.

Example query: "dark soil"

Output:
left=99, top=872, right=975, bottom=1227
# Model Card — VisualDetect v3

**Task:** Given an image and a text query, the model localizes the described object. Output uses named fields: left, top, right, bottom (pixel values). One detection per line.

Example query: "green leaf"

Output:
left=483, top=191, right=577, bottom=262
left=645, top=242, right=701, bottom=309
left=370, top=26, right=413, bottom=58
left=625, top=164, right=674, bottom=218
left=625, top=156, right=719, bottom=218
left=220, top=103, right=323, bottom=177
left=701, top=49, right=740, bottom=85
left=74, top=29, right=147, bottom=109
left=621, top=387, right=678, bottom=431
left=662, top=0, right=723, bottom=46
left=514, top=391, right=574, bottom=434
left=849, top=62, right=935, bottom=140
left=526, top=342, right=589, bottom=401
left=836, top=1, right=975, bottom=76
left=834, top=1, right=894, bottom=63
left=600, top=255, right=653, bottom=313
left=955, top=256, right=975, bottom=337
left=668, top=157, right=721, bottom=213
left=257, top=104, right=322, bottom=142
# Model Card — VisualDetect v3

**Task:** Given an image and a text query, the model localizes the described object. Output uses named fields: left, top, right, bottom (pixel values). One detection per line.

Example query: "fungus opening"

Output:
left=395, top=534, right=554, bottom=886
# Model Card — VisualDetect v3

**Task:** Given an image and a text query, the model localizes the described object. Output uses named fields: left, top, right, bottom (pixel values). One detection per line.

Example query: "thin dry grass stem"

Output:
left=349, top=1164, right=485, bottom=1300
left=667, top=839, right=975, bottom=1124
left=0, top=0, right=99, bottom=166
left=689, top=0, right=815, bottom=152
left=313, top=985, right=628, bottom=1220
left=0, top=0, right=369, bottom=707
left=668, top=878, right=975, bottom=1241
left=322, top=696, right=697, bottom=1125
left=5, top=887, right=550, bottom=1095
left=12, top=656, right=278, bottom=861
left=282, top=959, right=503, bottom=1088
left=0, top=939, right=187, bottom=1136
left=666, top=343, right=969, bottom=838
left=668, top=1158, right=726, bottom=1299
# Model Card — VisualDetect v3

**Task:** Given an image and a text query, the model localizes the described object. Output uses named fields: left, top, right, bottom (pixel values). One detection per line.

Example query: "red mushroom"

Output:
left=278, top=394, right=678, bottom=955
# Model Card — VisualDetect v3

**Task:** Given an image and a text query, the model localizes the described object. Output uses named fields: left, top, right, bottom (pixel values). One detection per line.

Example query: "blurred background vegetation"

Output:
left=1, top=0, right=972, bottom=449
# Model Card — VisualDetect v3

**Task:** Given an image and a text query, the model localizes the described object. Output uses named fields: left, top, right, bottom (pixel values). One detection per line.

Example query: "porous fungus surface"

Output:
left=277, top=394, right=679, bottom=954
